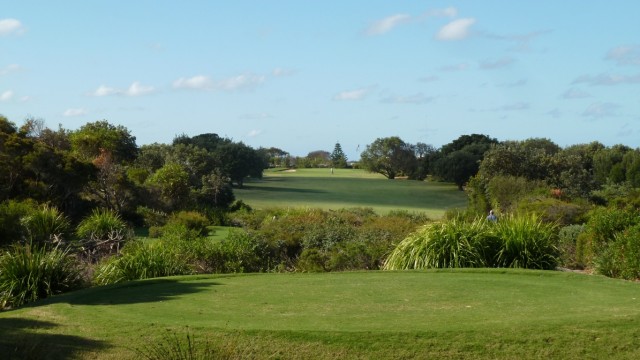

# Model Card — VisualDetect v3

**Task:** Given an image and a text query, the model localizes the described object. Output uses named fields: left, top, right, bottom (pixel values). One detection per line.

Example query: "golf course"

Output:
left=1, top=270, right=640, bottom=359
left=1, top=169, right=639, bottom=359
left=234, top=168, right=469, bottom=217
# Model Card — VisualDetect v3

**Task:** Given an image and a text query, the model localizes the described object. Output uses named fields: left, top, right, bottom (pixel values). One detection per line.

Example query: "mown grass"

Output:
left=234, top=168, right=468, bottom=217
left=1, top=270, right=639, bottom=359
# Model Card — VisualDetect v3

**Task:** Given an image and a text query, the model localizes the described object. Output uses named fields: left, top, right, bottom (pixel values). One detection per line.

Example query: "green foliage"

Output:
left=20, top=204, right=70, bottom=245
left=76, top=208, right=128, bottom=240
left=145, top=163, right=191, bottom=210
left=514, top=196, right=589, bottom=225
left=359, top=136, right=417, bottom=179
left=492, top=214, right=559, bottom=270
left=166, top=211, right=209, bottom=236
left=557, top=224, right=586, bottom=269
left=0, top=244, right=84, bottom=308
left=136, top=328, right=233, bottom=360
left=0, top=200, right=37, bottom=246
left=486, top=175, right=547, bottom=212
left=384, top=219, right=497, bottom=270
left=595, top=224, right=640, bottom=280
left=93, top=241, right=192, bottom=285
left=69, top=120, right=138, bottom=163
left=330, top=142, right=348, bottom=168
left=385, top=215, right=558, bottom=270
left=136, top=206, right=168, bottom=228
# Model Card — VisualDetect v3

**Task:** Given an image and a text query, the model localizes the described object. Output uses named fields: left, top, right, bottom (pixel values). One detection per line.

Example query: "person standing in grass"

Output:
left=486, top=210, right=497, bottom=222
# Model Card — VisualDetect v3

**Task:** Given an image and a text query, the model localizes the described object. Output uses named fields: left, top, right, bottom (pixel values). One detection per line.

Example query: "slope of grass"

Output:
left=1, top=269, right=640, bottom=359
left=235, top=168, right=468, bottom=217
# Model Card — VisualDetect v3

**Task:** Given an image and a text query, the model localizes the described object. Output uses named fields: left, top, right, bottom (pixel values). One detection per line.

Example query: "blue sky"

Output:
left=1, top=1, right=639, bottom=160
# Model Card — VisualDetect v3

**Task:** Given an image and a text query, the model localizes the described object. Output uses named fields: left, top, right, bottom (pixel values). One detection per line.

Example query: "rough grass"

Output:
left=234, top=168, right=468, bottom=217
left=1, top=270, right=640, bottom=359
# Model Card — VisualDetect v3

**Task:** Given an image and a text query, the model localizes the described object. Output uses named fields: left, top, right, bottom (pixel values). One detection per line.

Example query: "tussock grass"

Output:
left=384, top=214, right=558, bottom=270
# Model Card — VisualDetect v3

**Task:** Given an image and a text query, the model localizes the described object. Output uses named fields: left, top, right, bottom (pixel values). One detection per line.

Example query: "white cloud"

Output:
left=480, top=57, right=515, bottom=70
left=272, top=68, right=296, bottom=77
left=562, top=88, right=591, bottom=99
left=92, top=85, right=119, bottom=97
left=606, top=45, right=640, bottom=66
left=365, top=14, right=411, bottom=36
left=0, top=18, right=24, bottom=36
left=173, top=75, right=212, bottom=90
left=573, top=73, right=640, bottom=86
left=0, top=64, right=21, bottom=76
left=92, top=82, right=155, bottom=97
left=217, top=73, right=265, bottom=91
left=333, top=88, right=370, bottom=101
left=247, top=129, right=263, bottom=137
left=582, top=102, right=620, bottom=119
left=0, top=90, right=14, bottom=101
left=436, top=18, right=475, bottom=41
left=63, top=108, right=87, bottom=117
left=125, top=81, right=155, bottom=96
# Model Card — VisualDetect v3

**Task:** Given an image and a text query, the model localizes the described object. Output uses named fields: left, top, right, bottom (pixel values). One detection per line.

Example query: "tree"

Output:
left=69, top=120, right=138, bottom=163
left=360, top=137, right=416, bottom=179
left=330, top=142, right=348, bottom=168
left=144, top=163, right=191, bottom=210
left=433, top=134, right=498, bottom=189
left=214, top=142, right=264, bottom=187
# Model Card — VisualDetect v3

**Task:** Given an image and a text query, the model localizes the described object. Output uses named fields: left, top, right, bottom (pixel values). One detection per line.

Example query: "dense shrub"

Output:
left=93, top=241, right=192, bottom=285
left=0, top=200, right=38, bottom=246
left=515, top=197, right=590, bottom=226
left=557, top=224, right=586, bottom=269
left=0, top=245, right=84, bottom=309
left=136, top=206, right=168, bottom=228
left=595, top=224, right=640, bottom=280
left=166, top=211, right=209, bottom=236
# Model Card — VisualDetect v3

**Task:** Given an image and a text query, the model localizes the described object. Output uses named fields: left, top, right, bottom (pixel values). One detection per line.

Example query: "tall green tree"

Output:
left=330, top=142, right=348, bottom=168
left=360, top=137, right=416, bottom=179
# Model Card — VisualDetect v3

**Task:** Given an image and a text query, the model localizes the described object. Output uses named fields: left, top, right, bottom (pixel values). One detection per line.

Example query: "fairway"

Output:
left=2, top=270, right=640, bottom=359
left=235, top=168, right=468, bottom=217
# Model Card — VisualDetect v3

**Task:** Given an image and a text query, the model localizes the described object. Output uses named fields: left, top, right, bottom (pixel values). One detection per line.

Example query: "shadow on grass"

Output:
left=68, top=278, right=221, bottom=306
left=0, top=318, right=109, bottom=359
left=241, top=185, right=327, bottom=194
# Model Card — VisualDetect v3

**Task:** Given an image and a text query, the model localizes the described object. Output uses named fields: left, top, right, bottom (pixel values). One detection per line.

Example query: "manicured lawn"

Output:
left=234, top=168, right=468, bottom=217
left=2, top=269, right=640, bottom=359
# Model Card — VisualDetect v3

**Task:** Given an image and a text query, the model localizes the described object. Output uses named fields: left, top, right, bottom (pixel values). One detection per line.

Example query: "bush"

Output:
left=384, top=215, right=558, bottom=271
left=20, top=205, right=70, bottom=245
left=93, top=241, right=192, bottom=285
left=492, top=214, right=559, bottom=270
left=515, top=197, right=590, bottom=226
left=595, top=224, right=640, bottom=280
left=166, top=211, right=209, bottom=236
left=76, top=208, right=128, bottom=240
left=0, top=244, right=84, bottom=309
left=0, top=200, right=38, bottom=246
left=557, top=224, right=586, bottom=269
left=384, top=219, right=497, bottom=270
left=136, top=206, right=168, bottom=228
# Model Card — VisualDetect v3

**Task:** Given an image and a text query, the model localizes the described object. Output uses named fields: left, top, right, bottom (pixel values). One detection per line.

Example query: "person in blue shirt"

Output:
left=486, top=210, right=497, bottom=222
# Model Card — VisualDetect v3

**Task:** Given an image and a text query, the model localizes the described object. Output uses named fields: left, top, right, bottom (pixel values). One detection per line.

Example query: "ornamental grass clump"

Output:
left=384, top=218, right=498, bottom=270
left=93, top=241, right=192, bottom=285
left=20, top=205, right=71, bottom=245
left=384, top=214, right=558, bottom=271
left=0, top=244, right=84, bottom=309
left=493, top=214, right=559, bottom=270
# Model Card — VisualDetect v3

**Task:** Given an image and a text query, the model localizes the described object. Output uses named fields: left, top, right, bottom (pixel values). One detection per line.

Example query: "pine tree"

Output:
left=330, top=142, right=348, bottom=168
